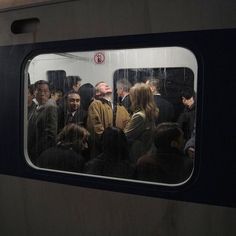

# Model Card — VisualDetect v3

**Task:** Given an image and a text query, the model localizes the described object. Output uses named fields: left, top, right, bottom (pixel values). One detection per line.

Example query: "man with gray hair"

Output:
left=146, top=77, right=174, bottom=125
left=116, top=78, right=132, bottom=113
left=87, top=81, right=130, bottom=135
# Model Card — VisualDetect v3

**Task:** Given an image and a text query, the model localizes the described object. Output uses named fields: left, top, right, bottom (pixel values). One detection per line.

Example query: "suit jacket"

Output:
left=28, top=101, right=37, bottom=121
left=58, top=107, right=86, bottom=132
left=121, top=94, right=132, bottom=114
left=28, top=103, right=58, bottom=163
left=177, top=104, right=195, bottom=140
left=154, top=95, right=174, bottom=125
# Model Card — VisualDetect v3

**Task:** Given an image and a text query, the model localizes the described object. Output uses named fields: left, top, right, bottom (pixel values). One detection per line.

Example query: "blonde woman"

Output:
left=124, top=83, right=159, bottom=163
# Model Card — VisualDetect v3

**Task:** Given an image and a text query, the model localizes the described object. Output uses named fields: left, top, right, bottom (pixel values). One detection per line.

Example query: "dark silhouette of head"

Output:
left=101, top=127, right=129, bottom=161
left=66, top=76, right=82, bottom=92
left=154, top=122, right=184, bottom=151
left=57, top=123, right=89, bottom=153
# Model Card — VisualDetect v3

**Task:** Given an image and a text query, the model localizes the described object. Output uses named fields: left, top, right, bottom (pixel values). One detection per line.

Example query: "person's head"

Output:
left=28, top=84, right=35, bottom=106
left=129, top=83, right=158, bottom=120
left=95, top=81, right=112, bottom=99
left=146, top=77, right=161, bottom=94
left=50, top=88, right=63, bottom=103
left=66, top=91, right=81, bottom=112
left=101, top=127, right=129, bottom=161
left=57, top=123, right=89, bottom=152
left=154, top=122, right=184, bottom=151
left=78, top=83, right=95, bottom=110
left=181, top=89, right=195, bottom=108
left=35, top=80, right=50, bottom=105
left=67, top=76, right=82, bottom=92
left=116, top=79, right=132, bottom=97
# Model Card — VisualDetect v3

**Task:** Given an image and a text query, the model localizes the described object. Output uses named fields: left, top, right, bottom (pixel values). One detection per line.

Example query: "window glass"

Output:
left=26, top=47, right=197, bottom=185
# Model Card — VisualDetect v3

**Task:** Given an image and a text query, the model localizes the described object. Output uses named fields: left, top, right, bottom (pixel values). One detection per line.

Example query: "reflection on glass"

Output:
left=26, top=47, right=196, bottom=184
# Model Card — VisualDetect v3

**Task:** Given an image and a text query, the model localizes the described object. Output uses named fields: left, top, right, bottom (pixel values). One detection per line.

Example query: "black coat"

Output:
left=154, top=95, right=174, bottom=125
left=177, top=104, right=195, bottom=140
left=85, top=153, right=135, bottom=179
left=136, top=148, right=193, bottom=184
left=57, top=107, right=87, bottom=132
left=28, top=101, right=37, bottom=121
left=28, top=104, right=58, bottom=163
left=121, top=95, right=132, bottom=114
left=37, top=146, right=85, bottom=172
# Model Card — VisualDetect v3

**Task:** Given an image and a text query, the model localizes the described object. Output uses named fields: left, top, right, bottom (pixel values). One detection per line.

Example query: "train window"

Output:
left=25, top=47, right=197, bottom=185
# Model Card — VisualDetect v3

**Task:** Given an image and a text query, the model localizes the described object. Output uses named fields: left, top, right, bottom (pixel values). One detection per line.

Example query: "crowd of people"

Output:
left=27, top=76, right=195, bottom=184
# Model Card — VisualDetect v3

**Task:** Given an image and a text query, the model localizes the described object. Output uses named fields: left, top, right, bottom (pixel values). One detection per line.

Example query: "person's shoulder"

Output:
left=43, top=102, right=58, bottom=111
left=117, top=104, right=130, bottom=113
left=84, top=155, right=105, bottom=173
left=133, top=110, right=145, bottom=119
left=137, top=153, right=156, bottom=166
left=156, top=95, right=172, bottom=105
left=89, top=99, right=103, bottom=107
left=38, top=146, right=58, bottom=160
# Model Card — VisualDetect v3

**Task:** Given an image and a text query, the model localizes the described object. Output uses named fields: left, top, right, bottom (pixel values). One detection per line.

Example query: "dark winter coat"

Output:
left=37, top=146, right=85, bottom=172
left=85, top=153, right=134, bottom=179
left=136, top=148, right=193, bottom=184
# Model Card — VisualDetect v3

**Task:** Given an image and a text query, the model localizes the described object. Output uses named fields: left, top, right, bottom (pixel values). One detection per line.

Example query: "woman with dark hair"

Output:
left=78, top=83, right=95, bottom=111
left=85, top=127, right=134, bottom=178
left=37, top=124, right=89, bottom=172
left=124, top=83, right=159, bottom=163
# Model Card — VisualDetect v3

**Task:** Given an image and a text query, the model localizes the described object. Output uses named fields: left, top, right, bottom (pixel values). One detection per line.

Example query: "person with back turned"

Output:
left=146, top=77, right=174, bottom=125
left=136, top=122, right=193, bottom=183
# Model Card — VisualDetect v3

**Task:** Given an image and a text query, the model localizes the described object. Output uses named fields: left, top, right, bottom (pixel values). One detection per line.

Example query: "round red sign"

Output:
left=94, top=52, right=105, bottom=64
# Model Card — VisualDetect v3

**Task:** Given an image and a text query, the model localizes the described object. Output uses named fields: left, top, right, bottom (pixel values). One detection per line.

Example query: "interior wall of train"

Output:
left=28, top=47, right=197, bottom=87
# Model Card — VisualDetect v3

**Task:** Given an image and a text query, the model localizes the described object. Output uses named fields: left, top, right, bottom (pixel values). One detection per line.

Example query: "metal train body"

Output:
left=0, top=1, right=235, bottom=235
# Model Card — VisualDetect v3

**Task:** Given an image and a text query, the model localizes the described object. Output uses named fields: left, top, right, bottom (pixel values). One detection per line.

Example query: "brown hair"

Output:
left=129, top=83, right=159, bottom=121
left=146, top=76, right=161, bottom=93
left=154, top=122, right=183, bottom=149
left=56, top=124, right=89, bottom=152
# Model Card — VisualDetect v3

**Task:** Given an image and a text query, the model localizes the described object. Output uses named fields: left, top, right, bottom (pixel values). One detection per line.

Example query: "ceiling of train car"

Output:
left=0, top=0, right=71, bottom=11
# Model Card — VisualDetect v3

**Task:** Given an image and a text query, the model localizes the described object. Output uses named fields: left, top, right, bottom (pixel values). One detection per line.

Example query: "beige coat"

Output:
left=87, top=99, right=130, bottom=136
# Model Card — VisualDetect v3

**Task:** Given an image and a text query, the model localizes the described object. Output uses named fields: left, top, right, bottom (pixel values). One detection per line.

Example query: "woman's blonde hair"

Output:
left=130, top=83, right=159, bottom=121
